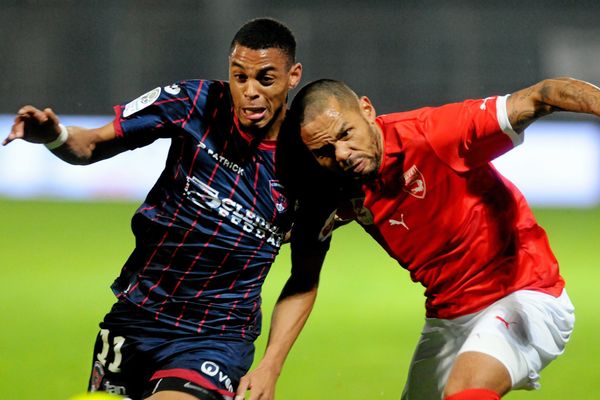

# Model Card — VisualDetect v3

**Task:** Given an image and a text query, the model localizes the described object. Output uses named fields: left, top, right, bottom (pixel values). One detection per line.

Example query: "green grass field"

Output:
left=0, top=198, right=598, bottom=399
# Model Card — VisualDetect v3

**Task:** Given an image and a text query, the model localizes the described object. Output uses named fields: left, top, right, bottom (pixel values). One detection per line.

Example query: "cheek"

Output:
left=317, top=158, right=336, bottom=171
left=268, top=92, right=284, bottom=106
left=368, top=130, right=380, bottom=154
left=229, top=86, right=242, bottom=106
left=267, top=84, right=288, bottom=104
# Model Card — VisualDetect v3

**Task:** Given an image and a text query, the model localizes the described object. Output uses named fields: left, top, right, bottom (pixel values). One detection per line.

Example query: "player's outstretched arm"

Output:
left=3, top=105, right=127, bottom=164
left=235, top=288, right=318, bottom=400
left=235, top=244, right=327, bottom=400
left=507, top=77, right=600, bottom=133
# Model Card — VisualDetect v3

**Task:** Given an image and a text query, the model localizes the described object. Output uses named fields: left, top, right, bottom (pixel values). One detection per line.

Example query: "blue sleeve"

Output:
left=112, top=80, right=212, bottom=150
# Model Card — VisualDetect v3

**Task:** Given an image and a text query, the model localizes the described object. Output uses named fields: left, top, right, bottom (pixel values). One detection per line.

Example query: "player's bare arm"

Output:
left=507, top=77, right=600, bottom=133
left=236, top=289, right=318, bottom=400
left=3, top=105, right=127, bottom=164
left=235, top=247, right=325, bottom=400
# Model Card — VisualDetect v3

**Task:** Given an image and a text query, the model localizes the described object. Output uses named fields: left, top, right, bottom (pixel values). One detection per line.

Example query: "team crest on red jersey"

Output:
left=403, top=165, right=426, bottom=199
left=270, top=180, right=289, bottom=213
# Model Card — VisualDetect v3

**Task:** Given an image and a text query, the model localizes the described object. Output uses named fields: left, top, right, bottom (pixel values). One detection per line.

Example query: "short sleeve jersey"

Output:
left=109, top=80, right=293, bottom=339
left=337, top=96, right=564, bottom=319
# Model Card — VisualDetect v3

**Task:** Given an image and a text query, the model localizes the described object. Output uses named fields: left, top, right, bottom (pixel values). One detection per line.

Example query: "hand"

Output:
left=3, top=106, right=62, bottom=146
left=235, top=362, right=280, bottom=400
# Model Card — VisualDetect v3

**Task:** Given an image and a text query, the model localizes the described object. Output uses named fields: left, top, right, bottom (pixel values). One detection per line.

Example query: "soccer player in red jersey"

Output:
left=3, top=18, right=302, bottom=400
left=236, top=77, right=600, bottom=400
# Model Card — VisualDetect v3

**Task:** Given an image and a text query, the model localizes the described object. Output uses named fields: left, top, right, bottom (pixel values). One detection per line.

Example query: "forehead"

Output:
left=229, top=45, right=289, bottom=71
left=300, top=103, right=344, bottom=147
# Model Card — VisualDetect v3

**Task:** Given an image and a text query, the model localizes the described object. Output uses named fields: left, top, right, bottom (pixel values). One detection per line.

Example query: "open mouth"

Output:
left=242, top=107, right=267, bottom=121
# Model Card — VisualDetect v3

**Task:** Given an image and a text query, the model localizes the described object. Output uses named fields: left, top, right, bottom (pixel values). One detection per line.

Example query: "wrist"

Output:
left=258, top=354, right=284, bottom=376
left=45, top=124, right=69, bottom=150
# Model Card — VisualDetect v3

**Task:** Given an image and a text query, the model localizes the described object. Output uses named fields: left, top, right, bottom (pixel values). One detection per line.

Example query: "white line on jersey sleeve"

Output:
left=496, top=95, right=523, bottom=147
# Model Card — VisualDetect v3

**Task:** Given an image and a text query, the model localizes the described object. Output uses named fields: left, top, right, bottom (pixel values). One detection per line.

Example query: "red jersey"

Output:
left=337, top=96, right=564, bottom=318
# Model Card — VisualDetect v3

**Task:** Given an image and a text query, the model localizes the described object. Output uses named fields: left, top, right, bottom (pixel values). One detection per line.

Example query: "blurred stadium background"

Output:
left=1, top=1, right=599, bottom=399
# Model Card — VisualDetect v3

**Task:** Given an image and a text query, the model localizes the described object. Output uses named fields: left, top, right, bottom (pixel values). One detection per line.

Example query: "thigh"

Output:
left=401, top=320, right=467, bottom=400
left=457, top=289, right=575, bottom=391
left=445, top=348, right=512, bottom=396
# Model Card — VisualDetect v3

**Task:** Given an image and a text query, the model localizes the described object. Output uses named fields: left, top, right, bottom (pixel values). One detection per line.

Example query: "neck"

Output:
left=264, top=114, right=283, bottom=140
left=256, top=107, right=284, bottom=141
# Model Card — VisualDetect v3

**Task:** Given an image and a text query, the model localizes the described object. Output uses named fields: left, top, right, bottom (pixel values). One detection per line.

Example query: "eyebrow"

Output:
left=335, top=122, right=349, bottom=138
left=311, top=124, right=347, bottom=157
left=312, top=143, right=335, bottom=157
left=231, top=61, right=278, bottom=74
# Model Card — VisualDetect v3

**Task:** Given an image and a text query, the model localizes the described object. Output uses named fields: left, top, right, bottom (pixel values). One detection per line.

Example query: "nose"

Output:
left=243, top=80, right=259, bottom=99
left=335, top=143, right=351, bottom=166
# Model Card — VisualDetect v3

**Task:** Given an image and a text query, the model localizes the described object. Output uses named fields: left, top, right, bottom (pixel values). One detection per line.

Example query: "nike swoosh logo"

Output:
left=184, top=382, right=207, bottom=392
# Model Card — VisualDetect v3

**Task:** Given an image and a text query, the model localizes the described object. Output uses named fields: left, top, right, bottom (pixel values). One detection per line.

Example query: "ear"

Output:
left=358, top=96, right=377, bottom=122
left=288, top=63, right=303, bottom=89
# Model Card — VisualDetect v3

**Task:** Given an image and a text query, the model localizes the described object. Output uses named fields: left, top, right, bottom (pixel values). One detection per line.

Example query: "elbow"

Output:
left=538, top=76, right=580, bottom=100
left=279, top=274, right=320, bottom=300
left=541, top=76, right=577, bottom=88
left=60, top=149, right=95, bottom=165
left=71, top=158, right=93, bottom=166
left=52, top=149, right=93, bottom=165
left=524, top=80, right=560, bottom=116
left=66, top=149, right=94, bottom=165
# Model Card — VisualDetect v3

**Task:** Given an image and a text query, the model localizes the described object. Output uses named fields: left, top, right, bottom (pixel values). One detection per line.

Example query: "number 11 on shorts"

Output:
left=97, top=329, right=125, bottom=373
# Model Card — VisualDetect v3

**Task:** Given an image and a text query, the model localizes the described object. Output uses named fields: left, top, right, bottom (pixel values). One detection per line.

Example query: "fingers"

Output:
left=43, top=107, right=61, bottom=130
left=241, top=381, right=274, bottom=400
left=235, top=375, right=251, bottom=400
left=15, top=106, right=60, bottom=128
left=2, top=134, right=16, bottom=146
left=4, top=107, right=35, bottom=145
left=3, top=107, right=35, bottom=146
left=3, top=119, right=25, bottom=146
left=3, top=105, right=62, bottom=146
left=16, top=105, right=43, bottom=123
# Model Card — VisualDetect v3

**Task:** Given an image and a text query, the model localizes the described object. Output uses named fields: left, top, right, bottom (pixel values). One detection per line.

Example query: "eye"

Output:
left=234, top=74, right=247, bottom=83
left=339, top=129, right=350, bottom=140
left=312, top=144, right=335, bottom=159
left=261, top=76, right=275, bottom=85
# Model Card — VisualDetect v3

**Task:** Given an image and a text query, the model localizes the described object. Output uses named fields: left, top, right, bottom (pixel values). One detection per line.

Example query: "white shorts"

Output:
left=401, top=289, right=575, bottom=400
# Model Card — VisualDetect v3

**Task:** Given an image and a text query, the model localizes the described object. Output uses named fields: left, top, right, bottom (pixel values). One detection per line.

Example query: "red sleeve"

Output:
left=112, top=104, right=124, bottom=138
left=423, top=95, right=520, bottom=172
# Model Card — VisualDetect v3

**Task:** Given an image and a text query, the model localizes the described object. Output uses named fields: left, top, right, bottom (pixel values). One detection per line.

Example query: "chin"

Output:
left=359, top=164, right=379, bottom=181
left=239, top=119, right=263, bottom=131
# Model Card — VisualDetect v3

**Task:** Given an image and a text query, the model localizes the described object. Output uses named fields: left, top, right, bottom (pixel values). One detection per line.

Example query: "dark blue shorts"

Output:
left=88, top=301, right=255, bottom=399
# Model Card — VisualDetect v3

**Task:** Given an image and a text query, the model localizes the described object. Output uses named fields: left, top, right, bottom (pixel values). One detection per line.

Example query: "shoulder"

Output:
left=169, top=79, right=232, bottom=115
left=168, top=79, right=229, bottom=97
left=377, top=108, right=430, bottom=125
left=376, top=109, right=432, bottom=152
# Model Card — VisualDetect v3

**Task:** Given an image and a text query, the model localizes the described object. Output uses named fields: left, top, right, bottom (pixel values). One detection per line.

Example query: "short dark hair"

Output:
left=230, top=18, right=296, bottom=64
left=289, top=79, right=359, bottom=126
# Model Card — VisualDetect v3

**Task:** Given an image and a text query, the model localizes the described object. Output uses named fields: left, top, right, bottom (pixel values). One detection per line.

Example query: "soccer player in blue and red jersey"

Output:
left=3, top=18, right=302, bottom=400
left=237, top=77, right=600, bottom=400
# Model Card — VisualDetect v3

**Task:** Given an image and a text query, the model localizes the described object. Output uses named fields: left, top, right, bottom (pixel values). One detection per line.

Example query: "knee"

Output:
left=444, top=351, right=512, bottom=397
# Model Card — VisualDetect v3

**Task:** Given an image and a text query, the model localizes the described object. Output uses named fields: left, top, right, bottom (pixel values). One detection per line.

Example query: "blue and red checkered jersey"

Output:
left=109, top=80, right=293, bottom=340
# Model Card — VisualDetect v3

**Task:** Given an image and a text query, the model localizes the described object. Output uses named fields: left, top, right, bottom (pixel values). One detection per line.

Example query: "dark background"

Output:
left=2, top=0, right=600, bottom=115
